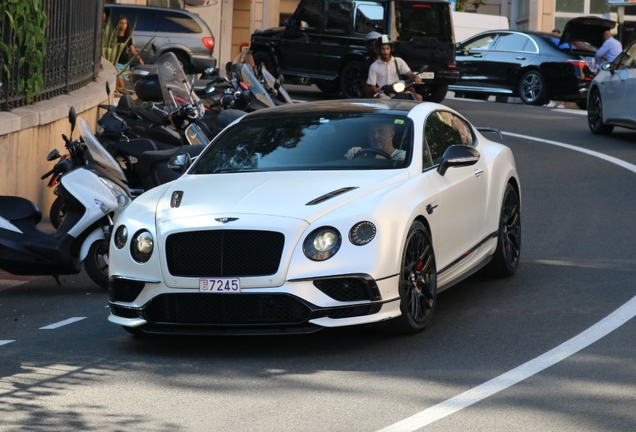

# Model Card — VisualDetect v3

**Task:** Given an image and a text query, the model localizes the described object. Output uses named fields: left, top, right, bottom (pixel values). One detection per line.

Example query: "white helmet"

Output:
left=365, top=31, right=381, bottom=42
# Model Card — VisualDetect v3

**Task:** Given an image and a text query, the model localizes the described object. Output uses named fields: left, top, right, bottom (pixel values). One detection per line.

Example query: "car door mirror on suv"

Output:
left=601, top=61, right=614, bottom=74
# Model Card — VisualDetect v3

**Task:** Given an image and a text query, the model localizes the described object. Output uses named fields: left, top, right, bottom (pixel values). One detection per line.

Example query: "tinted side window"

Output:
left=354, top=2, right=385, bottom=34
left=326, top=1, right=353, bottom=32
left=296, top=1, right=324, bottom=30
left=615, top=42, right=636, bottom=70
left=463, top=34, right=496, bottom=51
left=157, top=11, right=203, bottom=33
left=424, top=111, right=473, bottom=164
left=493, top=33, right=532, bottom=52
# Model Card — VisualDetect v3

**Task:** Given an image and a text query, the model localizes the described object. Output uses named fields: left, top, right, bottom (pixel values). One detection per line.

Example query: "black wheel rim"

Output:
left=401, top=229, right=437, bottom=323
left=521, top=73, right=541, bottom=103
left=342, top=65, right=361, bottom=98
left=501, top=188, right=521, bottom=268
left=588, top=94, right=603, bottom=130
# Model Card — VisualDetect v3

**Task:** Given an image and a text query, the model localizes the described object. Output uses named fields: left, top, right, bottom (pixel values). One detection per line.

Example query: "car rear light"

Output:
left=447, top=62, right=456, bottom=69
left=202, top=37, right=215, bottom=52
left=565, top=59, right=593, bottom=81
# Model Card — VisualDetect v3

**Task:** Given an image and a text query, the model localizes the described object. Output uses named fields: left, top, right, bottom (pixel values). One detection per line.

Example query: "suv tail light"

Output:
left=565, top=59, right=593, bottom=81
left=203, top=37, right=215, bottom=52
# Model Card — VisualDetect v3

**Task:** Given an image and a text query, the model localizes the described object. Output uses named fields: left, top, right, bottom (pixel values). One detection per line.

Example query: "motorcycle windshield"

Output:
left=235, top=64, right=276, bottom=108
left=157, top=52, right=205, bottom=118
left=78, top=117, right=127, bottom=185
left=262, top=68, right=293, bottom=104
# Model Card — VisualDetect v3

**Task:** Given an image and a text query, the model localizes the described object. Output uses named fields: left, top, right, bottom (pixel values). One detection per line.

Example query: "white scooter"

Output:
left=0, top=108, right=131, bottom=289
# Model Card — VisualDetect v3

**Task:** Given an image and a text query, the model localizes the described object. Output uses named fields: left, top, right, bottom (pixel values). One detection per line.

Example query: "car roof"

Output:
left=105, top=4, right=200, bottom=15
left=243, top=100, right=419, bottom=120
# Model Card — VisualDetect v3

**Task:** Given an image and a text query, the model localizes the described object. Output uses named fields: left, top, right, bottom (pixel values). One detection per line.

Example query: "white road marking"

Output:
left=378, top=133, right=636, bottom=431
left=39, top=317, right=87, bottom=330
left=551, top=108, right=586, bottom=115
left=0, top=340, right=15, bottom=347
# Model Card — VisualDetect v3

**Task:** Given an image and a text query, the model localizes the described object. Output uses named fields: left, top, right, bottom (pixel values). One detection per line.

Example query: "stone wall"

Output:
left=0, top=61, right=117, bottom=217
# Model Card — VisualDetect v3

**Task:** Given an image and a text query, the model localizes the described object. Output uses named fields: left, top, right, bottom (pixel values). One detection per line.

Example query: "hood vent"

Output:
left=306, top=187, right=358, bottom=206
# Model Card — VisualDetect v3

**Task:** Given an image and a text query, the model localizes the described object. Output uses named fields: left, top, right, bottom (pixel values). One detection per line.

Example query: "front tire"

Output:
left=417, top=85, right=448, bottom=103
left=339, top=60, right=363, bottom=99
left=386, top=221, right=437, bottom=334
left=518, top=70, right=549, bottom=105
left=49, top=196, right=66, bottom=229
left=84, top=240, right=109, bottom=290
left=588, top=89, right=614, bottom=135
left=482, top=183, right=521, bottom=277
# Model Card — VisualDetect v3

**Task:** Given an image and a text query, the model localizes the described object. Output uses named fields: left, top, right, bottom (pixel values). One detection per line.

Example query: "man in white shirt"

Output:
left=595, top=29, right=622, bottom=63
left=366, top=34, right=422, bottom=101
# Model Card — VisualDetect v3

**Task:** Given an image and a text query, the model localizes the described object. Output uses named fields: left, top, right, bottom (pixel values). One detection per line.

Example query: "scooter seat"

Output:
left=0, top=196, right=42, bottom=224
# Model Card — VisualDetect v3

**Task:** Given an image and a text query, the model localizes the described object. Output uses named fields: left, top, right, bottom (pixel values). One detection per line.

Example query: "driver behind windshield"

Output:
left=345, top=122, right=406, bottom=160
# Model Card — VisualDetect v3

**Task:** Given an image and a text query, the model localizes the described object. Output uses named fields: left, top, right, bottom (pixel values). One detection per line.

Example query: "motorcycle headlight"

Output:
left=349, top=221, right=376, bottom=246
left=99, top=177, right=130, bottom=207
left=393, top=82, right=406, bottom=93
left=131, top=230, right=154, bottom=263
left=114, top=225, right=128, bottom=249
left=303, top=227, right=341, bottom=261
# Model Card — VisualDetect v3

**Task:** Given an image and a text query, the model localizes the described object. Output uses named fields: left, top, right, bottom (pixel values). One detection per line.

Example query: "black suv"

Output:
left=250, top=0, right=458, bottom=101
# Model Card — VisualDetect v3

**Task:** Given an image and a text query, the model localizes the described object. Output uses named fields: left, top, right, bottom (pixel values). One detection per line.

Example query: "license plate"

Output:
left=199, top=278, right=241, bottom=293
left=419, top=72, right=435, bottom=79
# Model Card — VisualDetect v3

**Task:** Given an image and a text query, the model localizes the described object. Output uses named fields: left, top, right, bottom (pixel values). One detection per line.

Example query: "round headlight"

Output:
left=349, top=221, right=376, bottom=246
left=393, top=82, right=406, bottom=93
left=114, top=225, right=128, bottom=249
left=130, top=230, right=154, bottom=263
left=303, top=227, right=341, bottom=261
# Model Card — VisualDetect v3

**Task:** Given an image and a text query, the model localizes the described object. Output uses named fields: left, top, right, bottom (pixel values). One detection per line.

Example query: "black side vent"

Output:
left=306, top=187, right=358, bottom=206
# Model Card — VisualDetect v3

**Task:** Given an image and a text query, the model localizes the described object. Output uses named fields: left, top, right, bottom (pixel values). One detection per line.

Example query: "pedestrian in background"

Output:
left=116, top=17, right=143, bottom=90
left=595, top=28, right=622, bottom=63
left=545, top=29, right=565, bottom=108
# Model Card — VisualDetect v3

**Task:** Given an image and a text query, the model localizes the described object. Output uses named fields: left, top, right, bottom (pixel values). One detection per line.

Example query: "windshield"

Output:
left=78, top=117, right=127, bottom=184
left=392, top=1, right=452, bottom=41
left=156, top=52, right=205, bottom=118
left=190, top=114, right=413, bottom=174
left=262, top=67, right=293, bottom=104
left=232, top=63, right=276, bottom=108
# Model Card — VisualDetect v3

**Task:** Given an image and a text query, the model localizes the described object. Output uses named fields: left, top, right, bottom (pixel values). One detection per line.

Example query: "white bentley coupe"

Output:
left=108, top=100, right=521, bottom=336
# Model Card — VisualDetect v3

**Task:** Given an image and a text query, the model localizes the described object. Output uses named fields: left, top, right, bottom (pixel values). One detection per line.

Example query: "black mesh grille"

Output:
left=109, top=278, right=145, bottom=302
left=110, top=305, right=140, bottom=319
left=313, top=278, right=374, bottom=302
left=327, top=304, right=381, bottom=319
left=165, top=230, right=285, bottom=277
left=144, top=294, right=311, bottom=325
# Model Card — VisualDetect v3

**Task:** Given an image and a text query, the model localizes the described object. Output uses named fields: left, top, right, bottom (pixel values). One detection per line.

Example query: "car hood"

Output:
left=156, top=170, right=409, bottom=224
left=560, top=16, right=616, bottom=49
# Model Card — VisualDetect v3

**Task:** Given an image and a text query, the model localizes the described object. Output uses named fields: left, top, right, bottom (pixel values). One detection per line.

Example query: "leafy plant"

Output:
left=0, top=0, right=48, bottom=103
left=101, top=18, right=153, bottom=90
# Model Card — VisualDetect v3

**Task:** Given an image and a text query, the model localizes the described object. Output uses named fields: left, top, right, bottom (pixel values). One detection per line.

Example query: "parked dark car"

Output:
left=450, top=17, right=616, bottom=107
left=249, top=0, right=458, bottom=101
left=105, top=4, right=217, bottom=74
left=587, top=38, right=636, bottom=135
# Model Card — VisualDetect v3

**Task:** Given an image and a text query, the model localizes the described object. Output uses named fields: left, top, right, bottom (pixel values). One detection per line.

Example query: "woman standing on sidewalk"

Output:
left=116, top=17, right=143, bottom=90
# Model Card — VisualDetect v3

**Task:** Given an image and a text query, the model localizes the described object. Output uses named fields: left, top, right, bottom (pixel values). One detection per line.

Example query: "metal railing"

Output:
left=0, top=0, right=104, bottom=111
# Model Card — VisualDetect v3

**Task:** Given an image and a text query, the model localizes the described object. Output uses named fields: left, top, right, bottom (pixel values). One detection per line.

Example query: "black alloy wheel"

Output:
left=84, top=239, right=109, bottom=290
left=518, top=70, right=548, bottom=105
left=339, top=60, right=363, bottom=99
left=482, top=183, right=521, bottom=277
left=588, top=89, right=614, bottom=135
left=387, top=221, right=437, bottom=334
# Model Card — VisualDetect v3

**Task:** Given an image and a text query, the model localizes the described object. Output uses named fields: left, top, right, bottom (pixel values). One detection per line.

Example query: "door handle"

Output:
left=516, top=57, right=526, bottom=60
left=474, top=168, right=484, bottom=178
left=472, top=54, right=483, bottom=58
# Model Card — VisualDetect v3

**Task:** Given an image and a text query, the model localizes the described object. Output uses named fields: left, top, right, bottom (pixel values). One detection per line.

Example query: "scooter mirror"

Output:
left=46, top=149, right=61, bottom=161
left=68, top=107, right=77, bottom=134
left=106, top=81, right=111, bottom=97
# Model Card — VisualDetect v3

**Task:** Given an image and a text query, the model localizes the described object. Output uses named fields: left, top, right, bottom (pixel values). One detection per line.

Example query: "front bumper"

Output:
left=108, top=274, right=402, bottom=335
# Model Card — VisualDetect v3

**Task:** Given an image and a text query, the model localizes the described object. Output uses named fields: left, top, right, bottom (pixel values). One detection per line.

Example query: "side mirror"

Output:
left=68, top=107, right=77, bottom=134
left=106, top=81, right=111, bottom=97
left=437, top=145, right=480, bottom=176
left=601, top=61, right=613, bottom=74
left=46, top=149, right=61, bottom=161
left=168, top=153, right=192, bottom=173
left=274, top=80, right=281, bottom=90
left=151, top=43, right=157, bottom=55
left=284, top=18, right=291, bottom=27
